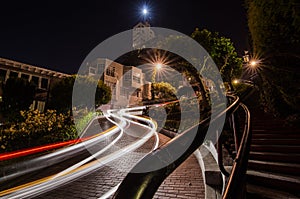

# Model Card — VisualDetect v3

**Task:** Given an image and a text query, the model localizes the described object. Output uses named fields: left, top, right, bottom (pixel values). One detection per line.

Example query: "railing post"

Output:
left=217, top=129, right=230, bottom=177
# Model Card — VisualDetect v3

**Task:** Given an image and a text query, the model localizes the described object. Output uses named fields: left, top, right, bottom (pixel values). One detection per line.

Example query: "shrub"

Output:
left=0, top=109, right=76, bottom=153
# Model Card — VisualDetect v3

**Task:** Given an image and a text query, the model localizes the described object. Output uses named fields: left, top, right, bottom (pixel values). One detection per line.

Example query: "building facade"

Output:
left=86, top=58, right=151, bottom=108
left=0, top=57, right=69, bottom=112
left=132, top=22, right=155, bottom=49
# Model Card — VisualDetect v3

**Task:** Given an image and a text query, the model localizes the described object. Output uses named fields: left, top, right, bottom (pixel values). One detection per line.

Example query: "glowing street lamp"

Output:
left=233, top=79, right=239, bottom=84
left=151, top=62, right=163, bottom=100
left=249, top=60, right=258, bottom=68
left=152, top=62, right=162, bottom=83
left=155, top=63, right=162, bottom=70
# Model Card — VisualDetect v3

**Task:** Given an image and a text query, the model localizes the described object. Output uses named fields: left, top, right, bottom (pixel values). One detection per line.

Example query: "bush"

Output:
left=0, top=109, right=77, bottom=153
left=73, top=110, right=96, bottom=133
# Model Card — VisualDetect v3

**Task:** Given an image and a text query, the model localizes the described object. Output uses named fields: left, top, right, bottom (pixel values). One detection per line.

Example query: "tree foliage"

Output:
left=49, top=75, right=111, bottom=113
left=152, top=82, right=177, bottom=101
left=246, top=0, right=300, bottom=116
left=1, top=77, right=36, bottom=114
left=0, top=109, right=76, bottom=153
left=191, top=28, right=243, bottom=84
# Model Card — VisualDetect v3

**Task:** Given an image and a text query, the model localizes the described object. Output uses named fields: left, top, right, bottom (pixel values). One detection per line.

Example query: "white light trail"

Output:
left=3, top=106, right=159, bottom=199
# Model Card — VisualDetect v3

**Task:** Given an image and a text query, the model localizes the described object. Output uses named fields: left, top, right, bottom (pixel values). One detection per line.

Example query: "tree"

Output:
left=95, top=79, right=112, bottom=107
left=191, top=28, right=243, bottom=86
left=152, top=82, right=177, bottom=101
left=1, top=77, right=36, bottom=114
left=49, top=76, right=74, bottom=113
left=49, top=75, right=111, bottom=113
left=246, top=0, right=300, bottom=116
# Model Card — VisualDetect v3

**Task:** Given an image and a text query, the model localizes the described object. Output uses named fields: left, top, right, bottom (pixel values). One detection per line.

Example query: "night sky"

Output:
left=0, top=0, right=248, bottom=74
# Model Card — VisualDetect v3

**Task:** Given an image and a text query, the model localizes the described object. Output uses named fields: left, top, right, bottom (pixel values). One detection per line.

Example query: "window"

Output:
left=124, top=71, right=132, bottom=81
left=106, top=66, right=115, bottom=77
left=21, top=73, right=30, bottom=81
left=0, top=69, right=6, bottom=81
left=10, top=71, right=19, bottom=78
left=31, top=76, right=39, bottom=87
left=133, top=75, right=141, bottom=83
left=89, top=67, right=96, bottom=75
left=41, top=78, right=49, bottom=89
left=97, top=64, right=105, bottom=74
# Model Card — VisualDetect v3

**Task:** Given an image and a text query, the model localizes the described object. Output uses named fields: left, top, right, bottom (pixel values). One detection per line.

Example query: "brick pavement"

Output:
left=34, top=133, right=205, bottom=199
left=153, top=134, right=205, bottom=199
left=153, top=154, right=205, bottom=199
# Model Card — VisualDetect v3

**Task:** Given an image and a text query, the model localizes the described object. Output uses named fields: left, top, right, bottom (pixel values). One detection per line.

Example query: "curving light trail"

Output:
left=51, top=108, right=128, bottom=179
left=0, top=106, right=159, bottom=199
left=0, top=115, right=123, bottom=184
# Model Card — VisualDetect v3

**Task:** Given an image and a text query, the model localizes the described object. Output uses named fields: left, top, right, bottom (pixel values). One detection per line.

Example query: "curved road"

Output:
left=0, top=106, right=205, bottom=199
left=0, top=106, right=159, bottom=199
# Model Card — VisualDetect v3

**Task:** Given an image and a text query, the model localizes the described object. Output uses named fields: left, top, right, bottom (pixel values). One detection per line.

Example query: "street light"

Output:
left=155, top=63, right=162, bottom=70
left=233, top=79, right=239, bottom=84
left=232, top=78, right=254, bottom=87
left=151, top=62, right=163, bottom=100
left=249, top=60, right=257, bottom=68
left=152, top=62, right=162, bottom=83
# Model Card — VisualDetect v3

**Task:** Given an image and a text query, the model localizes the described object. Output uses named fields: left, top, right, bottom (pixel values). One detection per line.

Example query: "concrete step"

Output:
left=247, top=170, right=300, bottom=193
left=249, top=151, right=300, bottom=163
left=252, top=129, right=300, bottom=134
left=251, top=144, right=300, bottom=153
left=246, top=184, right=300, bottom=199
left=248, top=160, right=300, bottom=175
left=251, top=138, right=300, bottom=145
left=252, top=133, right=300, bottom=139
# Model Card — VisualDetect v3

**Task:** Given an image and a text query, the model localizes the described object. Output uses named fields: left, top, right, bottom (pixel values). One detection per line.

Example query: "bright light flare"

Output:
left=142, top=8, right=148, bottom=15
left=155, top=63, right=162, bottom=70
left=141, top=49, right=180, bottom=82
left=243, top=55, right=263, bottom=75
left=233, top=79, right=239, bottom=84
left=249, top=60, right=257, bottom=67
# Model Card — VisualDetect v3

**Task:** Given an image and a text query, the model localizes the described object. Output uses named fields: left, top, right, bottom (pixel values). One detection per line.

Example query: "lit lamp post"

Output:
left=152, top=63, right=162, bottom=83
left=248, top=59, right=259, bottom=82
left=249, top=60, right=257, bottom=68
left=151, top=63, right=162, bottom=100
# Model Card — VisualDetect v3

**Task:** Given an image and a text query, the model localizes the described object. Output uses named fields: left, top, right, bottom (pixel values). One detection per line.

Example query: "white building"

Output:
left=86, top=58, right=151, bottom=108
left=132, top=22, right=155, bottom=49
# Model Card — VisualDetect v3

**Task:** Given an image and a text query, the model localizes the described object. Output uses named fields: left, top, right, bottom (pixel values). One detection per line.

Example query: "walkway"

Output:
left=34, top=134, right=205, bottom=199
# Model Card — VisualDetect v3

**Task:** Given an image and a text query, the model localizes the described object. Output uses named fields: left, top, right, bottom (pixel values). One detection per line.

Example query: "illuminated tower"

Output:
left=132, top=6, right=155, bottom=49
left=132, top=21, right=155, bottom=49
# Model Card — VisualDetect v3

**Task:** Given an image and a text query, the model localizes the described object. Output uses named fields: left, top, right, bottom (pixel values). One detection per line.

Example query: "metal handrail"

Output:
left=217, top=96, right=243, bottom=177
left=217, top=136, right=230, bottom=177
left=113, top=96, right=240, bottom=199
left=222, top=103, right=251, bottom=198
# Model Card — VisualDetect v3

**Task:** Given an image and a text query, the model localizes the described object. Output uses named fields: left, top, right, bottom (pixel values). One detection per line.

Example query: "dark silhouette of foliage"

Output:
left=246, top=0, right=300, bottom=116
left=1, top=77, right=36, bottom=115
left=191, top=28, right=243, bottom=85
left=49, top=75, right=111, bottom=113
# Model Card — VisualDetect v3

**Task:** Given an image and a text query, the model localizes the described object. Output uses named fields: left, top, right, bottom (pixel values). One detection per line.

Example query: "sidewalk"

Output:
left=154, top=134, right=205, bottom=199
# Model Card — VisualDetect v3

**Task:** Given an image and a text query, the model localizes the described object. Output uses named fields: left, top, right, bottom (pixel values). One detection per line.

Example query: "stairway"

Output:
left=246, top=109, right=300, bottom=198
